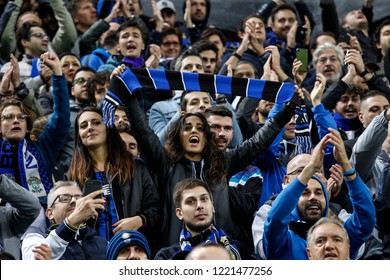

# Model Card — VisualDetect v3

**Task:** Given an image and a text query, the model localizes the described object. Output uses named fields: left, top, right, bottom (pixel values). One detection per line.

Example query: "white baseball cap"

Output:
left=157, top=0, right=176, bottom=13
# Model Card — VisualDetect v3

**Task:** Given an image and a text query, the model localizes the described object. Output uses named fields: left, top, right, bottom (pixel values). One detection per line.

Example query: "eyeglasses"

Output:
left=162, top=41, right=180, bottom=47
left=50, top=194, right=83, bottom=208
left=73, top=77, right=89, bottom=85
left=1, top=114, right=28, bottom=122
left=28, top=33, right=50, bottom=40
left=0, top=91, right=15, bottom=99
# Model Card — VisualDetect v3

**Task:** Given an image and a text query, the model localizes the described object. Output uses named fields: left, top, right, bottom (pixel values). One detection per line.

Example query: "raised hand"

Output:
left=292, top=58, right=307, bottom=86
left=110, top=64, right=126, bottom=80
left=184, top=0, right=192, bottom=27
left=40, top=52, right=62, bottom=75
left=67, top=190, right=105, bottom=226
left=9, top=54, right=21, bottom=88
left=310, top=73, right=326, bottom=106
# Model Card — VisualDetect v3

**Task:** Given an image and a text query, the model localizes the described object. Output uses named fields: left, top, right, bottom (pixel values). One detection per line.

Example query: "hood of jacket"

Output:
left=182, top=0, right=211, bottom=28
left=290, top=175, right=329, bottom=222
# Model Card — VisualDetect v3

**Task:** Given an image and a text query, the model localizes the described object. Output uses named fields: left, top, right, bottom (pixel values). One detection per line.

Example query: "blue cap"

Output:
left=106, top=230, right=151, bottom=260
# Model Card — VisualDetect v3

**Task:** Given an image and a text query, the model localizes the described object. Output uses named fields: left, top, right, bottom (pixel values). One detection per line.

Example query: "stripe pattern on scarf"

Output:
left=179, top=225, right=241, bottom=260
left=102, top=67, right=298, bottom=127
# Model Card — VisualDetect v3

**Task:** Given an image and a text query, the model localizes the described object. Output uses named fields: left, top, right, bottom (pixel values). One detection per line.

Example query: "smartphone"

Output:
left=296, top=48, right=308, bottom=72
left=83, top=179, right=103, bottom=199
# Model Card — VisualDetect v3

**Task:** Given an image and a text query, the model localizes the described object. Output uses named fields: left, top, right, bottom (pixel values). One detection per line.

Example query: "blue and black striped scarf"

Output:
left=102, top=67, right=298, bottom=127
left=179, top=225, right=241, bottom=260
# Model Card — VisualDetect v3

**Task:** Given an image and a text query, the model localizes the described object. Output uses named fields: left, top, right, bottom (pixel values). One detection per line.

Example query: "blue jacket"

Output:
left=263, top=174, right=376, bottom=259
left=81, top=48, right=110, bottom=71
left=0, top=75, right=70, bottom=207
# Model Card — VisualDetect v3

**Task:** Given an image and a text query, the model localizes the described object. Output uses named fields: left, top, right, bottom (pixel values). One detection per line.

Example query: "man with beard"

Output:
left=181, top=0, right=211, bottom=45
left=262, top=128, right=375, bottom=260
left=52, top=67, right=96, bottom=180
left=154, top=178, right=252, bottom=259
left=205, top=106, right=262, bottom=252
left=321, top=46, right=390, bottom=141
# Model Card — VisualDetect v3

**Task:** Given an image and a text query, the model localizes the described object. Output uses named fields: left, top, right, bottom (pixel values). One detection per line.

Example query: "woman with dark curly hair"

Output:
left=68, top=106, right=160, bottom=246
left=108, top=74, right=294, bottom=249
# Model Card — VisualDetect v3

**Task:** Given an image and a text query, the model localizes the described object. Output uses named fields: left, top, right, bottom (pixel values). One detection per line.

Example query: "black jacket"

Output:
left=126, top=93, right=295, bottom=247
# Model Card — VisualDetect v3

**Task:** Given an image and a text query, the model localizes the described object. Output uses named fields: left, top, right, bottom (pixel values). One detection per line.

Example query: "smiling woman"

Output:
left=68, top=106, right=161, bottom=248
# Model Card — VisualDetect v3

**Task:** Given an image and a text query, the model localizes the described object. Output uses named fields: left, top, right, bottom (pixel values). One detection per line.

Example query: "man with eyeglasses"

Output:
left=22, top=181, right=107, bottom=260
left=1, top=23, right=51, bottom=93
left=160, top=27, right=183, bottom=68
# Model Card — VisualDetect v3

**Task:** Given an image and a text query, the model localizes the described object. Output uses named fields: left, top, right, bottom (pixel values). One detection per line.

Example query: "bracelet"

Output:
left=343, top=167, right=356, bottom=177
left=64, top=217, right=79, bottom=231
left=139, top=214, right=147, bottom=227
left=233, top=51, right=242, bottom=60
left=13, top=82, right=26, bottom=92
left=358, top=68, right=370, bottom=78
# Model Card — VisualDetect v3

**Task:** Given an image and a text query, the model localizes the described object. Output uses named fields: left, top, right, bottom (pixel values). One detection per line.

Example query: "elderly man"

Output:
left=306, top=217, right=350, bottom=260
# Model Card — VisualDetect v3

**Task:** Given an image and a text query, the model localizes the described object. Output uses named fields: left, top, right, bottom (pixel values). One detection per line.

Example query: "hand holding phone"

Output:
left=296, top=48, right=308, bottom=72
left=83, top=180, right=103, bottom=199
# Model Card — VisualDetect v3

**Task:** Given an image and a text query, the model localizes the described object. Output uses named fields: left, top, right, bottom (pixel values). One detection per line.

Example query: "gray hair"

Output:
left=306, top=217, right=350, bottom=247
left=47, top=181, right=81, bottom=208
left=312, top=42, right=345, bottom=68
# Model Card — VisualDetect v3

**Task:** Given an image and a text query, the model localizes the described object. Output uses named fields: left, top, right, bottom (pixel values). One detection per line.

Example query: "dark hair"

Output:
left=311, top=31, right=337, bottom=51
left=162, top=27, right=183, bottom=45
left=191, top=40, right=219, bottom=58
left=270, top=4, right=297, bottom=23
left=103, top=30, right=119, bottom=49
left=164, top=113, right=227, bottom=187
left=86, top=71, right=110, bottom=104
left=343, top=85, right=364, bottom=98
left=173, top=178, right=212, bottom=208
left=59, top=52, right=81, bottom=62
left=0, top=99, right=36, bottom=132
left=72, top=66, right=96, bottom=84
left=239, top=14, right=265, bottom=33
left=236, top=60, right=258, bottom=78
left=204, top=105, right=233, bottom=119
left=201, top=27, right=227, bottom=47
left=68, top=107, right=134, bottom=189
left=180, top=91, right=212, bottom=112
left=117, top=18, right=147, bottom=44
left=360, top=90, right=388, bottom=103
left=174, top=48, right=203, bottom=71
left=16, top=22, right=44, bottom=54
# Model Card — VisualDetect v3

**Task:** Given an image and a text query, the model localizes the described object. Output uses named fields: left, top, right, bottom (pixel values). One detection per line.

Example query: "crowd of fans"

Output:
left=0, top=0, right=390, bottom=261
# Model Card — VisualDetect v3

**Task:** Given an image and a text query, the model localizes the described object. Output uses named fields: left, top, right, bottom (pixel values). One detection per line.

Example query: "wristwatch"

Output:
left=13, top=82, right=26, bottom=92
left=358, top=68, right=370, bottom=78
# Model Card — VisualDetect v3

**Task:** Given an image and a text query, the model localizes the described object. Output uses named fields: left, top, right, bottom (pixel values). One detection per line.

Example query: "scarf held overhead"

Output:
left=102, top=67, right=298, bottom=126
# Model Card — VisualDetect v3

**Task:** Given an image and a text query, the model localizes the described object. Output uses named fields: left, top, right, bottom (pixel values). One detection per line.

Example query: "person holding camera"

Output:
left=264, top=4, right=312, bottom=77
left=21, top=181, right=108, bottom=260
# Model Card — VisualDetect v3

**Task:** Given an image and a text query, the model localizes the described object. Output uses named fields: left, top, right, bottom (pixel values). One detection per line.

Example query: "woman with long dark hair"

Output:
left=68, top=106, right=160, bottom=244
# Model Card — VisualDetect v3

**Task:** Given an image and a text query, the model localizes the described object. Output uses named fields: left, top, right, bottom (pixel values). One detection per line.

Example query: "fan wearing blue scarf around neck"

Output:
left=0, top=52, right=70, bottom=209
left=154, top=178, right=253, bottom=260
